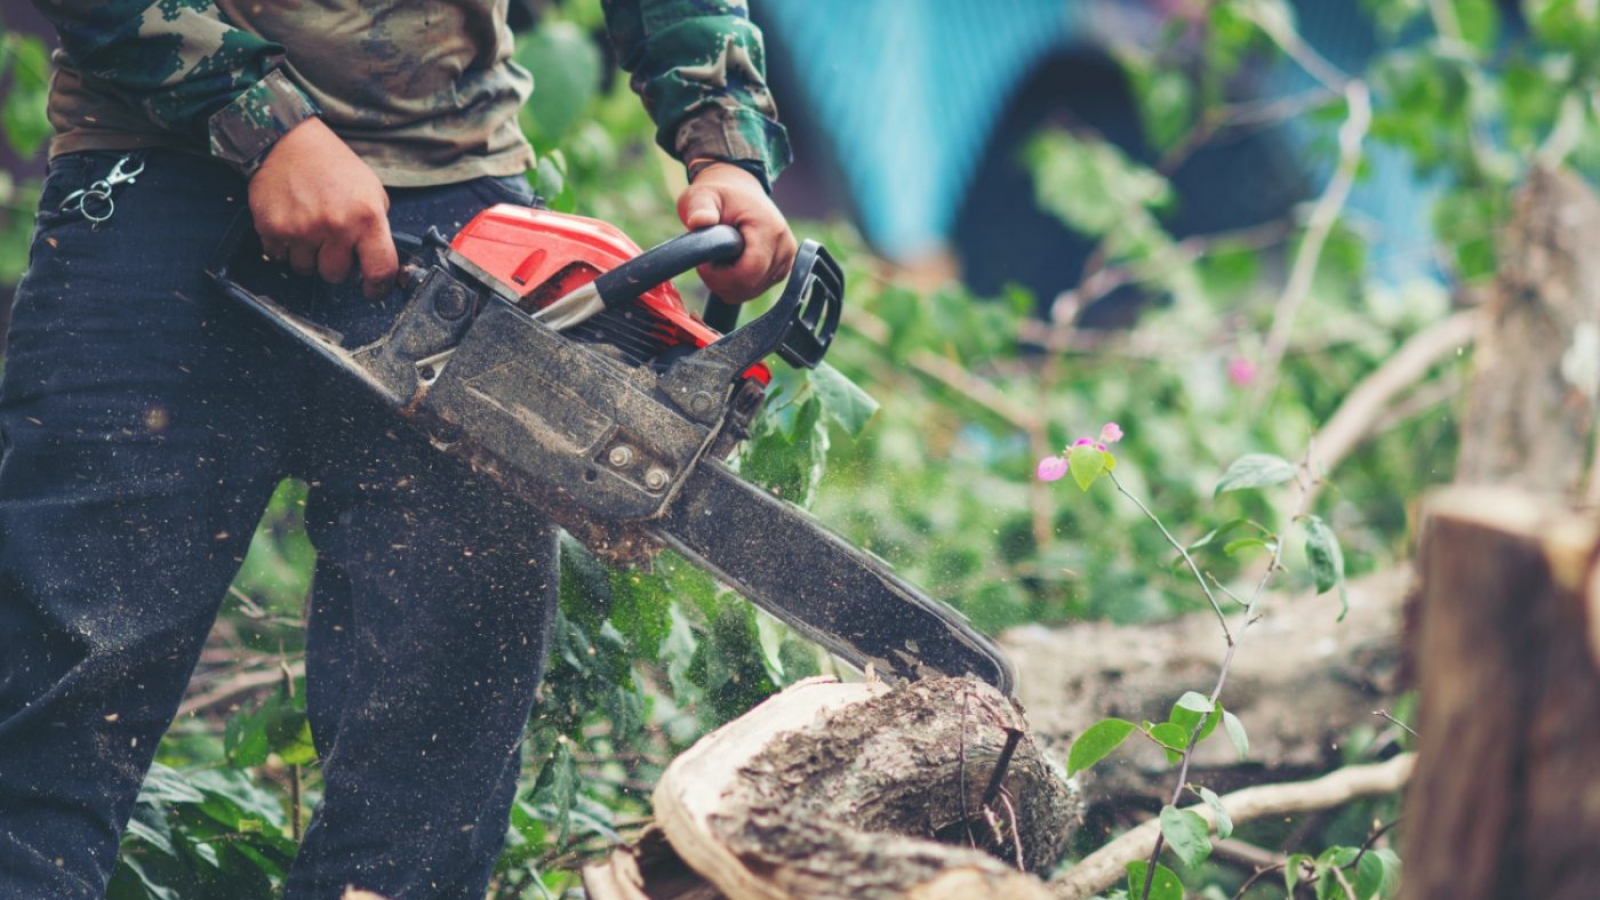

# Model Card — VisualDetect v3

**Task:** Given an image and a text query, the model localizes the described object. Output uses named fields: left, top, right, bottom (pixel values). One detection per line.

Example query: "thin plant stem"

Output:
left=1133, top=456, right=1315, bottom=900
left=1109, top=471, right=1231, bottom=641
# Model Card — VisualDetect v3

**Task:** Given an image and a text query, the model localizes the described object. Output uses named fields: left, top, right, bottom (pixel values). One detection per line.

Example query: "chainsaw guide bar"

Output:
left=210, top=205, right=1016, bottom=695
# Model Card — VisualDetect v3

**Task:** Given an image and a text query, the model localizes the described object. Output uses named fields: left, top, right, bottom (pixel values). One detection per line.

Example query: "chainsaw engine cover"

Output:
left=451, top=205, right=767, bottom=381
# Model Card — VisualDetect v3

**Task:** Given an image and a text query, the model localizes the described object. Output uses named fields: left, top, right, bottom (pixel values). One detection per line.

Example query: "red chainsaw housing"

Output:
left=449, top=204, right=770, bottom=385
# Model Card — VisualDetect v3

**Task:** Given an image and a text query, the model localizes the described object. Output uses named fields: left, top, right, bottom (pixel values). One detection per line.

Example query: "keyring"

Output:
left=58, top=155, right=144, bottom=225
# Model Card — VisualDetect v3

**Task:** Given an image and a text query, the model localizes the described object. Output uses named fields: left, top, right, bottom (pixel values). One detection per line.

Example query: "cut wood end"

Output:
left=1422, top=485, right=1575, bottom=537
left=1424, top=486, right=1600, bottom=674
left=651, top=676, right=1078, bottom=900
left=1423, top=485, right=1600, bottom=592
left=582, top=848, right=648, bottom=900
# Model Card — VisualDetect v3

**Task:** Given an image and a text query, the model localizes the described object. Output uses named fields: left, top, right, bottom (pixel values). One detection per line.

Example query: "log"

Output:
left=586, top=676, right=1079, bottom=900
left=1401, top=487, right=1600, bottom=900
left=1002, top=568, right=1407, bottom=802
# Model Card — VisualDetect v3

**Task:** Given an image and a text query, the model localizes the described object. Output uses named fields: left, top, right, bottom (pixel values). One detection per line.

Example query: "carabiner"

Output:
left=59, top=154, right=145, bottom=225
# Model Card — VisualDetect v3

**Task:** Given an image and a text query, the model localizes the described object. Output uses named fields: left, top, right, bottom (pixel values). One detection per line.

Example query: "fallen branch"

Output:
left=1254, top=80, right=1372, bottom=409
left=1305, top=309, right=1478, bottom=505
left=177, top=662, right=305, bottom=718
left=1049, top=754, right=1415, bottom=900
left=1002, top=568, right=1406, bottom=798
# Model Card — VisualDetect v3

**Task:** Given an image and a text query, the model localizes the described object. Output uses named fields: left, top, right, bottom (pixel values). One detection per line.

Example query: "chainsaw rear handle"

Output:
left=210, top=209, right=428, bottom=296
left=592, top=225, right=744, bottom=308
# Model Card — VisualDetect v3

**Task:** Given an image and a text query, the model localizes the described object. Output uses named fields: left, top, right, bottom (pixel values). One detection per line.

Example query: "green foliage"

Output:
left=1213, top=454, right=1298, bottom=496
left=1221, top=710, right=1249, bottom=760
left=1194, top=786, right=1232, bottom=841
left=1159, top=805, right=1212, bottom=869
left=1303, top=514, right=1350, bottom=619
left=1125, top=861, right=1184, bottom=900
left=1066, top=718, right=1135, bottom=777
left=0, top=24, right=50, bottom=288
left=109, top=764, right=297, bottom=900
left=0, top=29, right=51, bottom=160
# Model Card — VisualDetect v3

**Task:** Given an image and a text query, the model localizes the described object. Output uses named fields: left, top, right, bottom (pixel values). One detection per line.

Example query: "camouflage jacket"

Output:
left=35, top=0, right=790, bottom=188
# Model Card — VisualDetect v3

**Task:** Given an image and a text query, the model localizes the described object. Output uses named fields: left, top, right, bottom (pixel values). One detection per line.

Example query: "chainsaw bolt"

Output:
left=434, top=282, right=473, bottom=320
left=689, top=391, right=715, bottom=415
left=644, top=467, right=670, bottom=491
left=608, top=445, right=635, bottom=468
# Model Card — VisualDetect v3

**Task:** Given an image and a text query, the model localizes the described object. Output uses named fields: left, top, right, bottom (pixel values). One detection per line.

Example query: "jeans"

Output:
left=0, top=149, right=559, bottom=899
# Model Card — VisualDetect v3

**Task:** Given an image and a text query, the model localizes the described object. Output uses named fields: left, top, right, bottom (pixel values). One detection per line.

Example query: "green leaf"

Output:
left=1285, top=853, right=1314, bottom=894
left=1185, top=517, right=1261, bottom=552
left=137, top=762, right=206, bottom=805
left=0, top=35, right=52, bottom=159
left=1196, top=786, right=1232, bottom=840
left=123, top=801, right=176, bottom=857
left=1316, top=847, right=1361, bottom=900
left=1167, top=701, right=1221, bottom=749
left=1222, top=710, right=1249, bottom=760
left=534, top=153, right=569, bottom=210
left=1159, top=805, right=1212, bottom=868
left=1354, top=848, right=1387, bottom=899
left=1174, top=691, right=1214, bottom=714
left=1452, top=0, right=1500, bottom=52
left=1147, top=722, right=1189, bottom=764
left=532, top=742, right=580, bottom=842
left=810, top=363, right=880, bottom=437
left=1222, top=537, right=1277, bottom=557
left=223, top=693, right=275, bottom=769
left=1126, top=861, right=1184, bottom=900
left=1068, top=717, right=1137, bottom=776
left=514, top=20, right=602, bottom=149
left=1373, top=848, right=1402, bottom=897
left=1303, top=515, right=1349, bottom=620
left=1069, top=445, right=1107, bottom=491
left=110, top=857, right=181, bottom=900
left=1214, top=453, right=1297, bottom=496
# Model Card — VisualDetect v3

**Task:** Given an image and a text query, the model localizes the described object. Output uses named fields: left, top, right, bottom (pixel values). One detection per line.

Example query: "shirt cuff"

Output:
left=674, top=103, right=793, bottom=193
left=207, top=69, right=321, bottom=177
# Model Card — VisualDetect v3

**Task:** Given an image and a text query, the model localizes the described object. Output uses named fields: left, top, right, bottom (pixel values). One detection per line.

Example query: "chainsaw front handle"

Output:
left=592, top=225, right=744, bottom=308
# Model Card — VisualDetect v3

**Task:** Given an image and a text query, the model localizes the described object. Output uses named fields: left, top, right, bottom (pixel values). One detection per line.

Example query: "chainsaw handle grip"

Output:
left=592, top=225, right=744, bottom=308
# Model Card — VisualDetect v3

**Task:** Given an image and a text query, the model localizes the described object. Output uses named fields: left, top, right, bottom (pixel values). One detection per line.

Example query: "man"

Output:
left=0, top=2, right=796, bottom=898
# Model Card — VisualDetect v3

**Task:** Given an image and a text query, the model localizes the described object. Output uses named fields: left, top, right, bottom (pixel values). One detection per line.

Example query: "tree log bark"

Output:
left=586, top=677, right=1079, bottom=900
left=1401, top=487, right=1600, bottom=900
left=1002, top=568, right=1406, bottom=802
left=1454, top=165, right=1600, bottom=494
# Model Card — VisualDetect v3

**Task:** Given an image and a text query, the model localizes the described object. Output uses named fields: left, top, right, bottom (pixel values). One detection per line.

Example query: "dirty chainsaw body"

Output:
left=212, top=206, right=1014, bottom=694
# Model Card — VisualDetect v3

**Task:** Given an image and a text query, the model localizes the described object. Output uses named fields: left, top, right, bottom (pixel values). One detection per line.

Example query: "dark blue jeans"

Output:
left=0, top=150, right=559, bottom=899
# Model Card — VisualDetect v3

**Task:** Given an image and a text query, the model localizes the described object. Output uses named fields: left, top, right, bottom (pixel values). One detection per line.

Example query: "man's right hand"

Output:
left=247, top=117, right=398, bottom=299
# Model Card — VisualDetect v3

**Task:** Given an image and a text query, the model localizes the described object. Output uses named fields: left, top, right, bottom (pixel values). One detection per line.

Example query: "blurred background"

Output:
left=1, top=0, right=1592, bottom=897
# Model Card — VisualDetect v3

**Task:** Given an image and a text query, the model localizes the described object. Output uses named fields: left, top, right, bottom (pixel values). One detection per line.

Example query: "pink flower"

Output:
left=1099, top=422, right=1124, bottom=444
left=1072, top=437, right=1094, bottom=447
left=1036, top=455, right=1068, bottom=482
left=1227, top=357, right=1257, bottom=387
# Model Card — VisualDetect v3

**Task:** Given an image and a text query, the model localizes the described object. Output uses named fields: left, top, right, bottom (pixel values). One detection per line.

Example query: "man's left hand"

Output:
left=677, top=163, right=798, bottom=303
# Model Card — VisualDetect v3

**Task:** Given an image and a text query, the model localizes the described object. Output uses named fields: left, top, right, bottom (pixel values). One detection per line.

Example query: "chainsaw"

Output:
left=210, top=204, right=1015, bottom=695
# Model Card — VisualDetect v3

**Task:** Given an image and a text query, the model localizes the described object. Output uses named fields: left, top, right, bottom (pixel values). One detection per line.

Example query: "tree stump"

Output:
left=1455, top=165, right=1600, bottom=494
left=584, top=676, right=1079, bottom=900
left=1401, top=487, right=1600, bottom=900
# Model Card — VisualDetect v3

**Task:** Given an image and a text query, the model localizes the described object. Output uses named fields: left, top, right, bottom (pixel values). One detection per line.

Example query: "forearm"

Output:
left=601, top=0, right=792, bottom=189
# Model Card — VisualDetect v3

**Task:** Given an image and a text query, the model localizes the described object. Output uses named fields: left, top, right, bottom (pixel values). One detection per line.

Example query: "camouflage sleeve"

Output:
left=601, top=0, right=792, bottom=189
left=30, top=0, right=319, bottom=174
